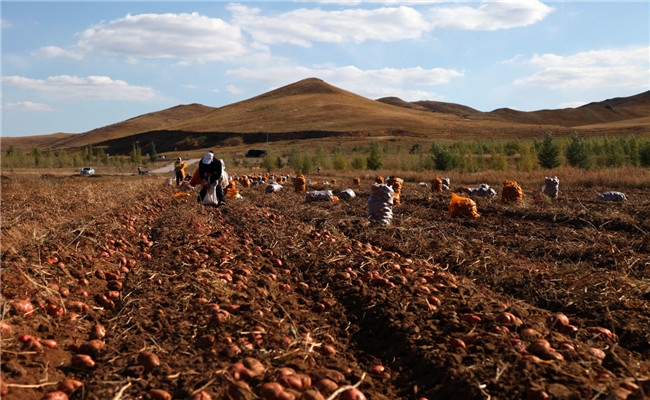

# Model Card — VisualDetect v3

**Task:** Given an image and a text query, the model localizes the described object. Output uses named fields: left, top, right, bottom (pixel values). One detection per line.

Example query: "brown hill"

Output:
left=2, top=132, right=75, bottom=151
left=384, top=91, right=650, bottom=127
left=3, top=78, right=648, bottom=153
left=51, top=103, right=217, bottom=150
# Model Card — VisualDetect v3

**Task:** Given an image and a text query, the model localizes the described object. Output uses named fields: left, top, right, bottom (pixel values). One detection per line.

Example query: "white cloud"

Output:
left=226, top=85, right=245, bottom=94
left=515, top=46, right=650, bottom=89
left=558, top=101, right=587, bottom=109
left=2, top=19, right=12, bottom=28
left=2, top=75, right=158, bottom=101
left=431, top=0, right=553, bottom=30
left=227, top=64, right=462, bottom=100
left=4, top=101, right=54, bottom=111
left=33, top=46, right=84, bottom=60
left=76, top=12, right=248, bottom=61
left=182, top=84, right=198, bottom=89
left=229, top=4, right=430, bottom=47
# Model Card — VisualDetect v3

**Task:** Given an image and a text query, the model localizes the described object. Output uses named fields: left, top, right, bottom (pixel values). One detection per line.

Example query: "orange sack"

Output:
left=353, top=177, right=361, bottom=186
left=431, top=177, right=443, bottom=192
left=449, top=193, right=480, bottom=218
left=501, top=180, right=523, bottom=203
left=375, top=176, right=384, bottom=184
left=386, top=177, right=403, bottom=205
left=294, top=174, right=306, bottom=192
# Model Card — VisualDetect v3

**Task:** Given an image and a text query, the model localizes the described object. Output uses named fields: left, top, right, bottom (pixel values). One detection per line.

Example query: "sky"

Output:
left=1, top=0, right=649, bottom=138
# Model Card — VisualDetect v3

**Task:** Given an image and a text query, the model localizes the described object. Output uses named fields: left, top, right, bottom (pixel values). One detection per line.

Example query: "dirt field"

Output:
left=1, top=173, right=648, bottom=400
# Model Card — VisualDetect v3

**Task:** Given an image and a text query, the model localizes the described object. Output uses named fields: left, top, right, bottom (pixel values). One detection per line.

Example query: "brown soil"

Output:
left=1, top=174, right=648, bottom=400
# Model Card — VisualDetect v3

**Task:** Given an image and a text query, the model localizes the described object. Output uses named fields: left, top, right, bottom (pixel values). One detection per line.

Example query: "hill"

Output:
left=3, top=78, right=649, bottom=153
left=380, top=91, right=650, bottom=127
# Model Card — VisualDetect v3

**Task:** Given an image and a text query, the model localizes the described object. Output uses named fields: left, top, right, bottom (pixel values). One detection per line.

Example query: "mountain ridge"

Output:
left=3, top=78, right=648, bottom=152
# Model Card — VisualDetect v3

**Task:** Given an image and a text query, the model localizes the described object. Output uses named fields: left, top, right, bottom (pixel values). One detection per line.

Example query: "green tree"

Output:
left=564, top=133, right=593, bottom=169
left=276, top=156, right=285, bottom=168
left=287, top=147, right=302, bottom=171
left=130, top=143, right=142, bottom=165
left=366, top=142, right=384, bottom=170
left=31, top=146, right=43, bottom=167
left=149, top=142, right=158, bottom=162
left=84, top=145, right=94, bottom=162
left=262, top=151, right=277, bottom=172
left=332, top=148, right=348, bottom=170
left=489, top=151, right=509, bottom=171
left=537, top=132, right=561, bottom=169
left=314, top=145, right=331, bottom=169
left=639, top=140, right=650, bottom=167
left=350, top=156, right=366, bottom=170
left=97, top=148, right=109, bottom=165
left=409, top=143, right=422, bottom=154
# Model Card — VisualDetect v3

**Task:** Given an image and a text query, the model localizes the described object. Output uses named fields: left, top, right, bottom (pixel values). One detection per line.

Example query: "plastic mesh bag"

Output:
left=596, top=191, right=626, bottom=201
left=367, top=184, right=394, bottom=225
left=449, top=193, right=480, bottom=218
left=501, top=180, right=523, bottom=203
left=306, top=190, right=334, bottom=202
left=265, top=183, right=283, bottom=193
left=337, top=189, right=356, bottom=200
left=541, top=177, right=559, bottom=198
left=431, top=177, right=443, bottom=192
left=386, top=177, right=404, bottom=205
left=294, top=174, right=306, bottom=192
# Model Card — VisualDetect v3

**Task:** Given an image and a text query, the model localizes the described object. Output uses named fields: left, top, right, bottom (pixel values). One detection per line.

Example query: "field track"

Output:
left=1, top=174, right=648, bottom=400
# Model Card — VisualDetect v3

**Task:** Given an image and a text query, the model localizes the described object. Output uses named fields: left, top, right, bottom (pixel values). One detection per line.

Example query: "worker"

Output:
left=174, top=157, right=188, bottom=186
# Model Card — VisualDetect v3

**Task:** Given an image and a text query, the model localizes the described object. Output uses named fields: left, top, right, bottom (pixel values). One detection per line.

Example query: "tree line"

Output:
left=258, top=133, right=650, bottom=174
left=2, top=134, right=649, bottom=174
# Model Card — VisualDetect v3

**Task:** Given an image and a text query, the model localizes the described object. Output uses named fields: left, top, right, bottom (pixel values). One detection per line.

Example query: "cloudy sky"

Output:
left=2, top=1, right=649, bottom=137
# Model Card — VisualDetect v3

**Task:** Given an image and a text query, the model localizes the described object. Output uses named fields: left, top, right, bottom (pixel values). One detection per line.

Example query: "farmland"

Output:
left=1, top=172, right=648, bottom=400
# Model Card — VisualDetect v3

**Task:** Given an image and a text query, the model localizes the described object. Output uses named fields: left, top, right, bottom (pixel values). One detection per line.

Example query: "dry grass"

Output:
left=304, top=165, right=650, bottom=190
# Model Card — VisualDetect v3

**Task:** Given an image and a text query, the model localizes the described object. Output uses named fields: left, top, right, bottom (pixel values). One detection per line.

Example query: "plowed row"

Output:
left=1, top=174, right=648, bottom=400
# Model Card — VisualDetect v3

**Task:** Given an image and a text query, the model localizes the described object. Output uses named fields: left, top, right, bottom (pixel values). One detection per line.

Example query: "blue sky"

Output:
left=2, top=1, right=649, bottom=137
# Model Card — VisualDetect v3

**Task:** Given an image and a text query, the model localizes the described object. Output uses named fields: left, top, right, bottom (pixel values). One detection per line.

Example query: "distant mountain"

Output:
left=3, top=78, right=648, bottom=153
left=379, top=91, right=650, bottom=127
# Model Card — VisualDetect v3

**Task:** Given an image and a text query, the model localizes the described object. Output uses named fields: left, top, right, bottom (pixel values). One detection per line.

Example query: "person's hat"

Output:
left=201, top=152, right=214, bottom=164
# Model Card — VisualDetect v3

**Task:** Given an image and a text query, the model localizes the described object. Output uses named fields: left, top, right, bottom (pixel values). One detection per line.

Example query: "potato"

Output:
left=137, top=351, right=161, bottom=372
left=340, top=389, right=366, bottom=400
left=149, top=389, right=172, bottom=400
left=71, top=354, right=95, bottom=369
left=89, top=324, right=106, bottom=340
left=57, top=379, right=83, bottom=395
left=40, top=391, right=69, bottom=400
left=189, top=391, right=212, bottom=400
left=314, top=379, right=338, bottom=394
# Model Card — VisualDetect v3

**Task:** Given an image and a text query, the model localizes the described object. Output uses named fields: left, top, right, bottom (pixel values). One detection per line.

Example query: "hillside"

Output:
left=51, top=103, right=217, bottom=150
left=3, top=78, right=648, bottom=153
left=380, top=91, right=650, bottom=127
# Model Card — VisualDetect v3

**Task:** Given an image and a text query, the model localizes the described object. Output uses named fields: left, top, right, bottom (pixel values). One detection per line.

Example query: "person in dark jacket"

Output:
left=197, top=151, right=226, bottom=206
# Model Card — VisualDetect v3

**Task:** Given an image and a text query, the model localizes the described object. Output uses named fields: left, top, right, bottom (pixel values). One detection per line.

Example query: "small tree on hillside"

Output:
left=149, top=142, right=158, bottom=162
left=564, top=133, right=593, bottom=169
left=537, top=132, right=561, bottom=169
left=366, top=142, right=384, bottom=170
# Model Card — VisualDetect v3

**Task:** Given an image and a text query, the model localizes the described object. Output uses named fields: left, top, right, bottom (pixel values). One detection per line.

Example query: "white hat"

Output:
left=201, top=152, right=214, bottom=164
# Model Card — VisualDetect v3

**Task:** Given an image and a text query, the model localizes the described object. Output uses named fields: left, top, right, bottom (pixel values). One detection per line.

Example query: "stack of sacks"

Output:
left=465, top=184, right=497, bottom=198
left=386, top=177, right=404, bottom=205
left=449, top=193, right=480, bottom=218
left=502, top=180, right=523, bottom=203
left=367, top=184, right=394, bottom=225
left=542, top=177, right=559, bottom=198
left=225, top=180, right=241, bottom=199
left=294, top=174, right=306, bottom=192
left=596, top=191, right=627, bottom=201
